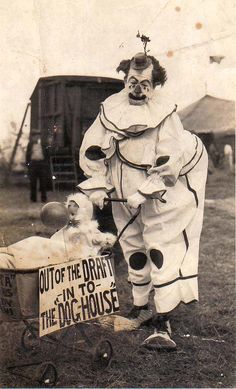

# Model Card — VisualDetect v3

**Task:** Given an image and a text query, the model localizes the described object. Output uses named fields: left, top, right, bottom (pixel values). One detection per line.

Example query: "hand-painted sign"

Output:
left=0, top=270, right=20, bottom=320
left=0, top=270, right=38, bottom=320
left=39, top=255, right=119, bottom=337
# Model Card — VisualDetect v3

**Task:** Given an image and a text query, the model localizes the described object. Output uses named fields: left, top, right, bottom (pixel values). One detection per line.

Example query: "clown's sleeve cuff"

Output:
left=77, top=176, right=114, bottom=194
left=138, top=174, right=166, bottom=197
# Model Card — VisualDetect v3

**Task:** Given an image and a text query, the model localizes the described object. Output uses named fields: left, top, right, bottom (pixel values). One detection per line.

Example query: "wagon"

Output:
left=0, top=253, right=117, bottom=387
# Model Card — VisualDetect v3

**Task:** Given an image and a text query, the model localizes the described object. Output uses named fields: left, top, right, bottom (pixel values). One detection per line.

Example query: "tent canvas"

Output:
left=178, top=95, right=235, bottom=135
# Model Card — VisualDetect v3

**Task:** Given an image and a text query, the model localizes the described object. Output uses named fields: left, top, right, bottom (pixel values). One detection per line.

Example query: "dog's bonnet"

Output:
left=66, top=193, right=94, bottom=221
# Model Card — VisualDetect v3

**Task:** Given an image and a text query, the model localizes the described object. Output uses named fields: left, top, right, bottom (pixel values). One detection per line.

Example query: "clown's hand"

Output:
left=89, top=190, right=107, bottom=210
left=127, top=192, right=146, bottom=209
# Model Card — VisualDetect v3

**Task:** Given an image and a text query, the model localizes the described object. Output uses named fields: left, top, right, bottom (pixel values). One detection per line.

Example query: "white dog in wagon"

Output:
left=0, top=193, right=116, bottom=269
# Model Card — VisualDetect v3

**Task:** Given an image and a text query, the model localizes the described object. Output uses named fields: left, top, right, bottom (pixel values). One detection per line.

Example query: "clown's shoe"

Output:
left=142, top=319, right=176, bottom=350
left=114, top=305, right=152, bottom=332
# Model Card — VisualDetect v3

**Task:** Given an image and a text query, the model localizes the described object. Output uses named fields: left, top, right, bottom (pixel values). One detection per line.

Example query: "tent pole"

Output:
left=5, top=102, right=31, bottom=185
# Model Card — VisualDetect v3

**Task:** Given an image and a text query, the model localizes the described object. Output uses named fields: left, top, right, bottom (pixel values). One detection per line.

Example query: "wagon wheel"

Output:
left=35, top=362, right=58, bottom=387
left=21, top=326, right=40, bottom=352
left=93, top=339, right=113, bottom=369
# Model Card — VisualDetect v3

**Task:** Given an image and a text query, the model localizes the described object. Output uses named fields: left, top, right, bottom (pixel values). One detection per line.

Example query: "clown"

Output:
left=78, top=52, right=208, bottom=350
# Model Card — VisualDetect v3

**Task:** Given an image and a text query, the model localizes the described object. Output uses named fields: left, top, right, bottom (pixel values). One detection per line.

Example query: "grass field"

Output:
left=0, top=168, right=235, bottom=388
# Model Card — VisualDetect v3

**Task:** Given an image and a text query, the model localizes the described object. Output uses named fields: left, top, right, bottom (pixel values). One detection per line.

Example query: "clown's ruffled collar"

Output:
left=99, top=89, right=177, bottom=137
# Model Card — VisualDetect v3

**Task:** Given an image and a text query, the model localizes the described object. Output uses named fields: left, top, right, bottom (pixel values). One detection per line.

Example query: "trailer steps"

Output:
left=50, top=155, right=78, bottom=191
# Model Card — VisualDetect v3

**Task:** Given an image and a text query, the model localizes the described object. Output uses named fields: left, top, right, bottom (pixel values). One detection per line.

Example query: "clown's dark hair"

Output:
left=116, top=55, right=167, bottom=87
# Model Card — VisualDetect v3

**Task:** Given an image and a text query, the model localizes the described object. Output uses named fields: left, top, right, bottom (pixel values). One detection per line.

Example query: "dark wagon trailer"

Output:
left=30, top=75, right=123, bottom=189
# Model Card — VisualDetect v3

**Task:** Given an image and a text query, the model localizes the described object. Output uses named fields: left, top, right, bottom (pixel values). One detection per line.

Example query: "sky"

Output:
left=1, top=0, right=236, bottom=158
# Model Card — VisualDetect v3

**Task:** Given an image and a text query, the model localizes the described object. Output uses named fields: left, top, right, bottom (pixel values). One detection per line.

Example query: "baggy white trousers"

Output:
left=111, top=148, right=208, bottom=313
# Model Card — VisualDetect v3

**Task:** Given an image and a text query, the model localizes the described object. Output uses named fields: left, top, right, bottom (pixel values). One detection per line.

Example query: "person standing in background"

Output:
left=26, top=129, right=50, bottom=203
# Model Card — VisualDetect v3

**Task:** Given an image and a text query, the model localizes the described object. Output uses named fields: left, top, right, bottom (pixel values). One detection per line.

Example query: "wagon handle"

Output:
left=104, top=197, right=141, bottom=243
left=104, top=197, right=127, bottom=203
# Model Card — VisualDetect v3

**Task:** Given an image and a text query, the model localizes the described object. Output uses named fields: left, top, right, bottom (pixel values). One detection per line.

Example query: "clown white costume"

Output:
left=78, top=52, right=208, bottom=350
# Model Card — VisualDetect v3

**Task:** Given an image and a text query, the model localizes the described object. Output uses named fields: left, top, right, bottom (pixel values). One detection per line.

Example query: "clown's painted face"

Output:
left=125, top=64, right=154, bottom=105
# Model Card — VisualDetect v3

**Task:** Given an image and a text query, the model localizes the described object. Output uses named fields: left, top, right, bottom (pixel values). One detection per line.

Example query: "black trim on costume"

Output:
left=120, top=160, right=124, bottom=199
left=179, top=142, right=204, bottom=176
left=78, top=186, right=114, bottom=194
left=99, top=116, right=126, bottom=138
left=182, top=136, right=198, bottom=169
left=179, top=229, right=190, bottom=277
left=153, top=274, right=198, bottom=289
left=183, top=229, right=189, bottom=250
left=100, top=107, right=180, bottom=171
left=132, top=280, right=152, bottom=287
left=100, top=104, right=121, bottom=131
left=99, top=116, right=130, bottom=140
left=116, top=142, right=150, bottom=171
left=100, top=104, right=147, bottom=137
left=149, top=189, right=167, bottom=203
left=100, top=104, right=177, bottom=138
left=123, top=129, right=147, bottom=138
left=185, top=174, right=199, bottom=207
